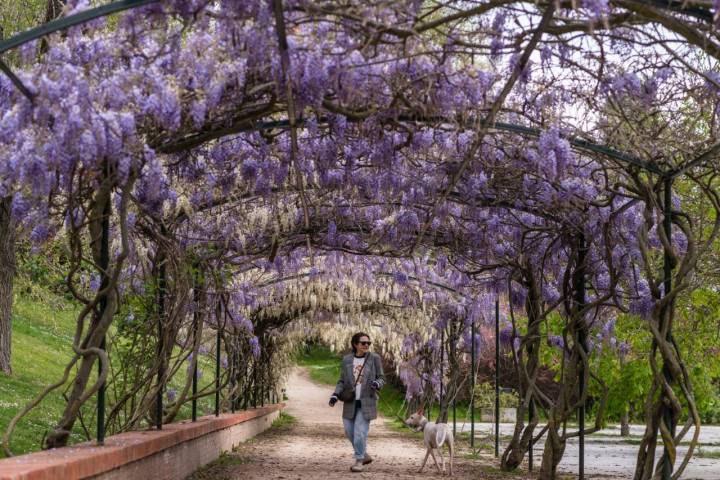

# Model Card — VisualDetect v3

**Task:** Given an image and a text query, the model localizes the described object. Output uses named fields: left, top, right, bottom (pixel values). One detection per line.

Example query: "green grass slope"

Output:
left=0, top=288, right=85, bottom=457
left=0, top=284, right=229, bottom=459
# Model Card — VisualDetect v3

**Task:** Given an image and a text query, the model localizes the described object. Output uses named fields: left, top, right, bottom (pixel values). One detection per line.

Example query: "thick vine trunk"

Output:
left=43, top=283, right=118, bottom=447
left=437, top=315, right=463, bottom=424
left=632, top=181, right=705, bottom=480
left=44, top=176, right=121, bottom=449
left=540, top=420, right=568, bottom=479
left=634, top=392, right=662, bottom=480
left=539, top=353, right=581, bottom=479
left=42, top=298, right=116, bottom=448
left=163, top=270, right=206, bottom=424
left=633, top=329, right=691, bottom=480
left=539, top=236, right=588, bottom=480
left=502, top=405, right=539, bottom=470
left=0, top=196, right=16, bottom=375
left=502, top=269, right=541, bottom=470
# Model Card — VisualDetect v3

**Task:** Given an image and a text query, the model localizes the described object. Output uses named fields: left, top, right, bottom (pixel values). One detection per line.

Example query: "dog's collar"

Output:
left=418, top=418, right=428, bottom=431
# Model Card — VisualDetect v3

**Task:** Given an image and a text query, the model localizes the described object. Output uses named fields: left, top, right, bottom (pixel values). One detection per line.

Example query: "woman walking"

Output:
left=329, top=332, right=386, bottom=472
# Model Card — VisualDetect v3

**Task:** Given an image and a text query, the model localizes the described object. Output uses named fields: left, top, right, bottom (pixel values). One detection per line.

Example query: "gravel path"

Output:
left=464, top=423, right=720, bottom=479
left=189, top=368, right=534, bottom=480
left=188, top=368, right=720, bottom=479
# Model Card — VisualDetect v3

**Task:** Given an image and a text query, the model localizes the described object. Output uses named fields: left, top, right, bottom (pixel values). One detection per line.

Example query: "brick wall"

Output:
left=0, top=404, right=283, bottom=480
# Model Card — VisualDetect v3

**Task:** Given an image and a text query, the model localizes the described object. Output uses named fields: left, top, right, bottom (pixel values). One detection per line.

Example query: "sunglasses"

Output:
left=358, top=341, right=372, bottom=346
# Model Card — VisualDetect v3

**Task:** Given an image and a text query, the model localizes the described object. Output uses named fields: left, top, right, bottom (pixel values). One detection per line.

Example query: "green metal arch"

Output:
left=0, top=0, right=160, bottom=100
left=0, top=0, right=159, bottom=55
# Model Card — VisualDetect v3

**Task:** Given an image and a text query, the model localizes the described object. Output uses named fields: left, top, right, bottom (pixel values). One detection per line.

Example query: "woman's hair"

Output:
left=351, top=332, right=370, bottom=354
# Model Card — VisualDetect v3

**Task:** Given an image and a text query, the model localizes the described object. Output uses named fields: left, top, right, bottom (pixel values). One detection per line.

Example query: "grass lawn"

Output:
left=0, top=285, right=228, bottom=458
left=0, top=289, right=85, bottom=457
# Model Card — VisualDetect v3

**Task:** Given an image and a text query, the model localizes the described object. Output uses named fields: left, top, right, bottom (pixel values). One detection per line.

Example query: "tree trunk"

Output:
left=0, top=196, right=16, bottom=375
left=621, top=410, right=630, bottom=437
left=39, top=0, right=65, bottom=54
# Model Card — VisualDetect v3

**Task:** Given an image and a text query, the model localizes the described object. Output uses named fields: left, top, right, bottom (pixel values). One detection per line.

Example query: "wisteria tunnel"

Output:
left=1, top=1, right=720, bottom=479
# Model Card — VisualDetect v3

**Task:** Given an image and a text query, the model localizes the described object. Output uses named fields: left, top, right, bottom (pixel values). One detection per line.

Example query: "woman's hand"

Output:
left=329, top=395, right=338, bottom=407
left=370, top=380, right=381, bottom=390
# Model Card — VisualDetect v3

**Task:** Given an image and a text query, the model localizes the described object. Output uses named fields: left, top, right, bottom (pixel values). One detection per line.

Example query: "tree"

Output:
left=0, top=197, right=14, bottom=374
left=0, top=0, right=64, bottom=375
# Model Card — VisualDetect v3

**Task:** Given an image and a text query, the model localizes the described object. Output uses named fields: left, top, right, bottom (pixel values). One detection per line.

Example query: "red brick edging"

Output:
left=0, top=403, right=285, bottom=480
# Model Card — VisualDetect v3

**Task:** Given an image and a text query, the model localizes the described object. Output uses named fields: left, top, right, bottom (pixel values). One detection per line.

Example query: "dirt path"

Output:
left=191, top=368, right=527, bottom=480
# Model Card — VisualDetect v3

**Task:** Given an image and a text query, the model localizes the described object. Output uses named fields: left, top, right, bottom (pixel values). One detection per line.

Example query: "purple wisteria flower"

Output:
left=618, top=342, right=631, bottom=359
left=249, top=336, right=261, bottom=358
left=548, top=335, right=564, bottom=349
left=499, top=325, right=514, bottom=346
left=583, top=0, right=610, bottom=20
left=89, top=274, right=101, bottom=292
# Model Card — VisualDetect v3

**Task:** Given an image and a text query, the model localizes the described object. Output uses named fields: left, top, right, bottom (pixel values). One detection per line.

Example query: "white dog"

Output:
left=404, top=410, right=455, bottom=476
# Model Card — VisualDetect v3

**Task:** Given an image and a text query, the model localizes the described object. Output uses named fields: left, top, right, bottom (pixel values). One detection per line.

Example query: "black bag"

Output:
left=339, top=354, right=369, bottom=402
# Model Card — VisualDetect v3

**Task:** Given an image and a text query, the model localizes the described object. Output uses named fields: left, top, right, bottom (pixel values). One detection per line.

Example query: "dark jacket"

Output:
left=333, top=351, right=386, bottom=420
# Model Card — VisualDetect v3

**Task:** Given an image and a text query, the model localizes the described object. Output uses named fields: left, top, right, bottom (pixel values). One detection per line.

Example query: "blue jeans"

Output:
left=343, top=401, right=370, bottom=460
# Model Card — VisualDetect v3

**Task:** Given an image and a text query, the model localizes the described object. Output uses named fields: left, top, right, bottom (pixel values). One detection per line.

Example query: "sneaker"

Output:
left=350, top=460, right=364, bottom=472
left=362, top=454, right=373, bottom=465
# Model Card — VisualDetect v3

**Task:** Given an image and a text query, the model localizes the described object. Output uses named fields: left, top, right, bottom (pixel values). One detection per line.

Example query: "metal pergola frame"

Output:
left=1, top=3, right=717, bottom=480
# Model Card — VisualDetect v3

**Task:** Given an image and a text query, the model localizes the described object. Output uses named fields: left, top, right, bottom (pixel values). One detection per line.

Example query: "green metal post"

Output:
left=252, top=363, right=258, bottom=409
left=495, top=298, right=500, bottom=457
left=96, top=176, right=110, bottom=445
left=440, top=328, right=444, bottom=416
left=575, top=234, right=588, bottom=480
left=660, top=178, right=676, bottom=480
left=192, top=278, right=199, bottom=422
left=155, top=249, right=165, bottom=430
left=471, top=319, right=476, bottom=448
left=215, top=326, right=221, bottom=417
left=97, top=337, right=106, bottom=444
left=453, top=400, right=456, bottom=436
left=528, top=397, right=535, bottom=471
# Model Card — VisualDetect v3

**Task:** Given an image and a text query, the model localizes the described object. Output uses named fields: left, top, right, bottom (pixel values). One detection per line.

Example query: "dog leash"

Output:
left=376, top=391, right=407, bottom=422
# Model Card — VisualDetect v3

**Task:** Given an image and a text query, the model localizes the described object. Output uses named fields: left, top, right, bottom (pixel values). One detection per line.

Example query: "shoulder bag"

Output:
left=338, top=354, right=369, bottom=402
